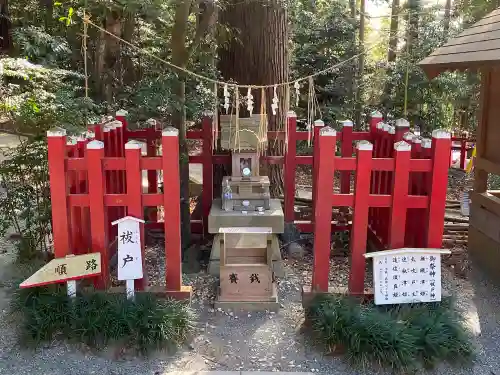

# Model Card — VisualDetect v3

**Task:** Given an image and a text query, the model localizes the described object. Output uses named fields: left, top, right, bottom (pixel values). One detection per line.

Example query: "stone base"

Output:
left=108, top=285, right=192, bottom=302
left=208, top=234, right=285, bottom=277
left=208, top=198, right=284, bottom=234
left=215, top=285, right=279, bottom=312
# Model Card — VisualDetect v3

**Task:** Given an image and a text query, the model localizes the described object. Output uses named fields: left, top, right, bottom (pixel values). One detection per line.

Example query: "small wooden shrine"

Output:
left=208, top=114, right=284, bottom=310
left=419, top=7, right=500, bottom=281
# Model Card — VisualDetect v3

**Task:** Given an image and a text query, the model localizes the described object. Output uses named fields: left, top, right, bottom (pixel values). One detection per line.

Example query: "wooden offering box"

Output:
left=218, top=232, right=275, bottom=302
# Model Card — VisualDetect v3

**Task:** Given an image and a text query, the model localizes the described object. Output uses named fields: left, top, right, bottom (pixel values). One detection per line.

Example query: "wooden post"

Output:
left=311, top=120, right=325, bottom=217
left=388, top=141, right=411, bottom=248
left=284, top=111, right=297, bottom=224
left=146, top=120, right=158, bottom=223
left=460, top=139, right=467, bottom=170
left=404, top=132, right=416, bottom=247
left=125, top=141, right=147, bottom=290
left=312, top=127, right=336, bottom=292
left=340, top=120, right=353, bottom=195
left=348, top=140, right=372, bottom=295
left=115, top=109, right=128, bottom=143
left=86, top=140, right=109, bottom=289
left=47, top=128, right=71, bottom=258
left=394, top=118, right=410, bottom=142
left=411, top=137, right=424, bottom=247
left=426, top=130, right=451, bottom=248
left=369, top=111, right=383, bottom=134
left=202, top=112, right=214, bottom=236
left=162, top=128, right=191, bottom=299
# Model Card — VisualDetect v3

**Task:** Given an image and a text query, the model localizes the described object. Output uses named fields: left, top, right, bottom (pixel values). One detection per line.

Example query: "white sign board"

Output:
left=364, top=248, right=450, bottom=305
left=112, top=216, right=144, bottom=281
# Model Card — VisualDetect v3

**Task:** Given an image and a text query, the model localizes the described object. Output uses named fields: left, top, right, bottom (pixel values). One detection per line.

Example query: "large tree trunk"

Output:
left=0, top=0, right=11, bottom=52
left=355, top=0, right=366, bottom=128
left=383, top=0, right=400, bottom=110
left=170, top=0, right=193, bottom=252
left=444, top=0, right=452, bottom=35
left=218, top=0, right=288, bottom=196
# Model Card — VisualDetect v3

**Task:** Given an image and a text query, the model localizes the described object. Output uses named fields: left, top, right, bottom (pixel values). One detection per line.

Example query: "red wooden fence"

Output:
left=47, top=120, right=191, bottom=299
left=47, top=110, right=451, bottom=298
left=310, top=120, right=451, bottom=295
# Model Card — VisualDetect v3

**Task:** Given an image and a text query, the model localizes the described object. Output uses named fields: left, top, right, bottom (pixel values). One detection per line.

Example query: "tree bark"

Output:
left=218, top=0, right=288, bottom=196
left=170, top=0, right=193, bottom=251
left=355, top=0, right=366, bottom=128
left=444, top=0, right=452, bottom=35
left=383, top=0, right=400, bottom=110
left=0, top=0, right=11, bottom=52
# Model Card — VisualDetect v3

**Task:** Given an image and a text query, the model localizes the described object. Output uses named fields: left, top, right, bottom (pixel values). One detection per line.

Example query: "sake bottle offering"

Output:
left=223, top=179, right=232, bottom=200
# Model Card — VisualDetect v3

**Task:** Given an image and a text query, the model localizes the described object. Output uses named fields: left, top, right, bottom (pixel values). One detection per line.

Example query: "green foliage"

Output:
left=1, top=57, right=101, bottom=134
left=11, top=285, right=194, bottom=353
left=290, top=0, right=357, bottom=124
left=12, top=26, right=71, bottom=66
left=307, top=295, right=476, bottom=372
left=0, top=139, right=51, bottom=261
left=380, top=8, right=479, bottom=132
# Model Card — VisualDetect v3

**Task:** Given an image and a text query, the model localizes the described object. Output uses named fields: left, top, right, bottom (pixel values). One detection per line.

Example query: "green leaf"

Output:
left=54, top=1, right=62, bottom=5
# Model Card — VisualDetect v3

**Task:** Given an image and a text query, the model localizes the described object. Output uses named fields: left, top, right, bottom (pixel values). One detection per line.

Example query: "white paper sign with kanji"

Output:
left=364, top=248, right=450, bottom=305
left=112, top=216, right=144, bottom=281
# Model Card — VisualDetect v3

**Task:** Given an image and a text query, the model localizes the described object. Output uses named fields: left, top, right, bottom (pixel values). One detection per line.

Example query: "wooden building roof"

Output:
left=419, top=8, right=500, bottom=78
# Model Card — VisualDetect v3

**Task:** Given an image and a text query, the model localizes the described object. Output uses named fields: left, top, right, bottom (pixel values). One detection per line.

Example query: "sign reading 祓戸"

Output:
left=364, top=248, right=451, bottom=305
left=112, top=216, right=145, bottom=281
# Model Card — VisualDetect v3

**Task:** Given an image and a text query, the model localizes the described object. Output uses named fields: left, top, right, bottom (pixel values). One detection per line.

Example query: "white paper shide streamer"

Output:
left=246, top=87, right=254, bottom=115
left=294, top=81, right=300, bottom=107
left=271, top=85, right=279, bottom=115
left=223, top=84, right=230, bottom=114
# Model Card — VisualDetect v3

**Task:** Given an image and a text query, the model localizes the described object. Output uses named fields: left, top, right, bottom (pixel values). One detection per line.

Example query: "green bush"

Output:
left=11, top=285, right=194, bottom=353
left=308, top=295, right=476, bottom=372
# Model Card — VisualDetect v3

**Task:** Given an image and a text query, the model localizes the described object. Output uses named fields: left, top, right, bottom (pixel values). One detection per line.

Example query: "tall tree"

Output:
left=443, top=0, right=452, bottom=35
left=170, top=0, right=216, bottom=249
left=218, top=0, right=288, bottom=196
left=355, top=0, right=366, bottom=128
left=0, top=0, right=11, bottom=52
left=382, top=0, right=400, bottom=110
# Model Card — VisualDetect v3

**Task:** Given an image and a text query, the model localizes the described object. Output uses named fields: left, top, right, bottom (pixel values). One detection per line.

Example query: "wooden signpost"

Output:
left=364, top=248, right=450, bottom=305
left=112, top=216, right=145, bottom=300
left=20, top=252, right=101, bottom=297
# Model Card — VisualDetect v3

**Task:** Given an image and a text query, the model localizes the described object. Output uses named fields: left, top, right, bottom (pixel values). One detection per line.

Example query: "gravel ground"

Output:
left=0, top=134, right=498, bottom=375
left=1, top=238, right=500, bottom=375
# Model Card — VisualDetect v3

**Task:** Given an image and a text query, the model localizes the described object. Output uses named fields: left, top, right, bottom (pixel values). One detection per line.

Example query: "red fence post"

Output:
left=162, top=128, right=192, bottom=300
left=369, top=110, right=383, bottom=133
left=388, top=141, right=411, bottom=249
left=388, top=141, right=411, bottom=248
left=348, top=140, right=372, bottom=295
left=340, top=120, right=353, bottom=195
left=312, top=120, right=325, bottom=218
left=460, top=139, right=467, bottom=170
left=202, top=112, right=214, bottom=237
left=115, top=110, right=128, bottom=143
left=284, top=111, right=297, bottom=224
left=125, top=141, right=147, bottom=290
left=394, top=118, right=409, bottom=142
left=426, top=130, right=451, bottom=248
left=146, top=120, right=158, bottom=223
left=86, top=140, right=109, bottom=289
left=47, top=128, right=71, bottom=258
left=312, top=127, right=336, bottom=292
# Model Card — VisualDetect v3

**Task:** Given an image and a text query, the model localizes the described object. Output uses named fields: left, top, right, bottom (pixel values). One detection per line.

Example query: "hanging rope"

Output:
left=82, top=15, right=393, bottom=89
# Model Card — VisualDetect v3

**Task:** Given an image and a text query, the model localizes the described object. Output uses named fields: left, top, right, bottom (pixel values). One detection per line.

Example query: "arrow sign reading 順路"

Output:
left=20, top=252, right=101, bottom=289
